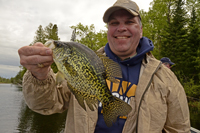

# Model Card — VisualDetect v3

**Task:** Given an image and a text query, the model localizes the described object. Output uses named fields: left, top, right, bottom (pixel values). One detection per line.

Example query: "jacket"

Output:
left=22, top=50, right=191, bottom=133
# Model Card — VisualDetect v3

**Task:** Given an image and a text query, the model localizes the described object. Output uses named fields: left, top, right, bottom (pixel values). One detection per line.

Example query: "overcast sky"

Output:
left=0, top=0, right=152, bottom=78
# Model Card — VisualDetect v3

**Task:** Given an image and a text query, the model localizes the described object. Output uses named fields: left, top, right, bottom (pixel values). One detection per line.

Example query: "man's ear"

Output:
left=140, top=26, right=143, bottom=38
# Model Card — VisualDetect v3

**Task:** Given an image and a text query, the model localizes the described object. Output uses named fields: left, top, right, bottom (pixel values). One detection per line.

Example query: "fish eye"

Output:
left=55, top=41, right=62, bottom=47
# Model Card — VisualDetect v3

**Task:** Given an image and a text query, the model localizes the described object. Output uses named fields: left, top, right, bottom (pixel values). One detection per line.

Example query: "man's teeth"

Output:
left=116, top=37, right=128, bottom=39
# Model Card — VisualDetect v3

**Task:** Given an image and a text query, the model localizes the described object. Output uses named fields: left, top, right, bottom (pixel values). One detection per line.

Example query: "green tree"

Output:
left=51, top=24, right=60, bottom=40
left=161, top=0, right=188, bottom=77
left=187, top=5, right=200, bottom=81
left=187, top=0, right=200, bottom=82
left=44, top=23, right=53, bottom=40
left=33, top=25, right=45, bottom=44
left=70, top=28, right=76, bottom=42
left=0, top=76, right=11, bottom=83
left=11, top=66, right=27, bottom=85
left=44, top=23, right=60, bottom=41
left=70, top=23, right=107, bottom=51
left=32, top=23, right=60, bottom=45
left=141, top=0, right=176, bottom=59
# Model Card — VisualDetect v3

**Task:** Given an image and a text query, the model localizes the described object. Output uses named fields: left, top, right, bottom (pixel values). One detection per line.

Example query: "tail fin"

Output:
left=102, top=97, right=132, bottom=127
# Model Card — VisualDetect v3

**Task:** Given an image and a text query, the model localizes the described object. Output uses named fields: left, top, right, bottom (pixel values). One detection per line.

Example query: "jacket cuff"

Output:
left=23, top=69, right=56, bottom=86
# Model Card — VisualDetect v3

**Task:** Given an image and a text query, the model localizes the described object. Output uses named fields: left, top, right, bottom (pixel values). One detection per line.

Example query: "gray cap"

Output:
left=103, top=0, right=141, bottom=23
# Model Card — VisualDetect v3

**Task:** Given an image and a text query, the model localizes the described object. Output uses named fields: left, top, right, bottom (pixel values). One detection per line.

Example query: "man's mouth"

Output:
left=115, top=36, right=130, bottom=39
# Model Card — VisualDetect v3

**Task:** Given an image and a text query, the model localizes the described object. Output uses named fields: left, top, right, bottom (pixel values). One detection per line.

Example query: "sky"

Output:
left=0, top=0, right=152, bottom=78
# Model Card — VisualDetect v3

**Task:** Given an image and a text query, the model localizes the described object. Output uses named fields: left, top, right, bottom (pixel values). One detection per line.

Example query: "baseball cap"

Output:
left=160, top=57, right=175, bottom=66
left=103, top=0, right=141, bottom=23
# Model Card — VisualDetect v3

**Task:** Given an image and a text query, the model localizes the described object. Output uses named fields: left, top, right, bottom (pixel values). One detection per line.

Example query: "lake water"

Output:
left=0, top=84, right=67, bottom=133
left=0, top=84, right=199, bottom=133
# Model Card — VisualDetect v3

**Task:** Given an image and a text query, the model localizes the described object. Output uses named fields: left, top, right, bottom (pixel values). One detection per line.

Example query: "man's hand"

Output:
left=18, top=42, right=54, bottom=80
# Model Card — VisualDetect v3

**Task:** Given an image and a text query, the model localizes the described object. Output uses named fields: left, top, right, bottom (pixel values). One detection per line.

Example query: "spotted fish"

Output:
left=44, top=40, right=132, bottom=127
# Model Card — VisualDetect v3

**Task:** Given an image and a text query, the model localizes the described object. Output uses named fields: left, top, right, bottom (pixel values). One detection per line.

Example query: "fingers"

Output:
left=18, top=43, right=52, bottom=56
left=33, top=42, right=45, bottom=47
left=20, top=54, right=53, bottom=66
left=24, top=61, right=53, bottom=71
left=18, top=42, right=53, bottom=66
left=23, top=60, right=53, bottom=80
left=33, top=42, right=52, bottom=56
left=18, top=42, right=54, bottom=80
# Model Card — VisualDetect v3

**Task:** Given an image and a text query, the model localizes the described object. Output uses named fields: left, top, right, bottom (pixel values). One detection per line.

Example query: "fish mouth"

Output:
left=44, top=40, right=55, bottom=49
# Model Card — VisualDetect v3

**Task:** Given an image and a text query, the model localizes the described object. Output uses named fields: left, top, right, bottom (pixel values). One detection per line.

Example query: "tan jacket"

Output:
left=22, top=52, right=191, bottom=133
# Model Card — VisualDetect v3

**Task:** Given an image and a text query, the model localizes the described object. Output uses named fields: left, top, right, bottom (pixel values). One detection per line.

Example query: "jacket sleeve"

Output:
left=163, top=69, right=191, bottom=133
left=22, top=69, right=71, bottom=115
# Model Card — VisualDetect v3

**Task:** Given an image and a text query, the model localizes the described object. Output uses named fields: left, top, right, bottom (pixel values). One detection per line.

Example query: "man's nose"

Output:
left=117, top=23, right=127, bottom=32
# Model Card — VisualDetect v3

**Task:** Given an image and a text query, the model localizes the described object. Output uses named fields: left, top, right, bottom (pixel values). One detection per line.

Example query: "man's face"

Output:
left=163, top=62, right=171, bottom=69
left=107, top=9, right=143, bottom=60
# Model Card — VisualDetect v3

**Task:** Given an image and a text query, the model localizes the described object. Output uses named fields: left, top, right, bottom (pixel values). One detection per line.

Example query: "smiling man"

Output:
left=18, top=0, right=190, bottom=133
left=95, top=0, right=190, bottom=132
left=106, top=9, right=142, bottom=60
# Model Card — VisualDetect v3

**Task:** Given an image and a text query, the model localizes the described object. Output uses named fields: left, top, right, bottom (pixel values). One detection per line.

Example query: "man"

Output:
left=18, top=0, right=191, bottom=132
left=160, top=57, right=175, bottom=69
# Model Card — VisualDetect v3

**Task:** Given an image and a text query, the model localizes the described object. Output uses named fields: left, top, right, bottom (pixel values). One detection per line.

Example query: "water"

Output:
left=0, top=84, right=67, bottom=133
left=0, top=84, right=199, bottom=133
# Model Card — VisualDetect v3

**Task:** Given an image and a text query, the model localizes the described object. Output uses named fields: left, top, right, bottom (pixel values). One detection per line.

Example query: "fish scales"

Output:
left=44, top=40, right=132, bottom=127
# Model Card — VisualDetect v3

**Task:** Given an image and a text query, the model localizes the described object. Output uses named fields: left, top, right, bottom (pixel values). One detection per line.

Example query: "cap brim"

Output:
left=103, top=6, right=139, bottom=23
left=169, top=62, right=175, bottom=65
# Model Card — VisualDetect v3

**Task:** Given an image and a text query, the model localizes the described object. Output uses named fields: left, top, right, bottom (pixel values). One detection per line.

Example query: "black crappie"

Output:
left=44, top=40, right=132, bottom=127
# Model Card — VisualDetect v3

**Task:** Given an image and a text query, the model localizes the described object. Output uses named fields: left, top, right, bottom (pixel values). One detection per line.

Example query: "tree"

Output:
left=141, top=0, right=176, bottom=59
left=70, top=23, right=107, bottom=51
left=187, top=5, right=200, bottom=81
left=70, top=28, right=76, bottom=42
left=161, top=0, right=188, bottom=77
left=0, top=76, right=11, bottom=83
left=32, top=23, right=60, bottom=44
left=51, top=24, right=60, bottom=40
left=33, top=25, right=45, bottom=44
left=44, top=23, right=60, bottom=41
left=11, top=66, right=27, bottom=85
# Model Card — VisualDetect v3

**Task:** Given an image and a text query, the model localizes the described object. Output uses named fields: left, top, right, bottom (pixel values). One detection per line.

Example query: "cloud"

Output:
left=0, top=64, right=20, bottom=78
left=0, top=0, right=152, bottom=78
left=0, top=47, right=20, bottom=66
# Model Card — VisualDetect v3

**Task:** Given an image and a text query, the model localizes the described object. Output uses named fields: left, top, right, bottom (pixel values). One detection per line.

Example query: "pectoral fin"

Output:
left=55, top=71, right=65, bottom=85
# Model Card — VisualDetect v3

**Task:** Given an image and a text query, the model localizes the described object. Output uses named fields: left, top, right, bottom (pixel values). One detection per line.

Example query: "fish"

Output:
left=44, top=40, right=132, bottom=127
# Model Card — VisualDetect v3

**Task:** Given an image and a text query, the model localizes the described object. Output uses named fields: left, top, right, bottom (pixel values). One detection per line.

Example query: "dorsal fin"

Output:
left=96, top=53, right=122, bottom=83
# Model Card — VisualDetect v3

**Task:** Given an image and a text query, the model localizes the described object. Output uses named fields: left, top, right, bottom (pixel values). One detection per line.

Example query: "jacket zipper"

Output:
left=135, top=62, right=162, bottom=133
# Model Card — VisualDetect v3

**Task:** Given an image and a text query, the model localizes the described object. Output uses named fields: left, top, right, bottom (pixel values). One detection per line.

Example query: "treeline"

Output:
left=0, top=76, right=11, bottom=83
left=11, top=66, right=27, bottom=85
left=12, top=0, right=200, bottom=100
